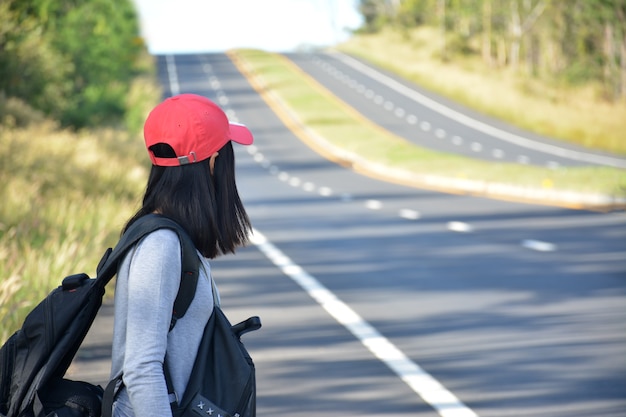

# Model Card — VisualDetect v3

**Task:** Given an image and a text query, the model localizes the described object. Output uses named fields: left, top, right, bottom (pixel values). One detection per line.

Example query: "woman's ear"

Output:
left=209, top=152, right=219, bottom=175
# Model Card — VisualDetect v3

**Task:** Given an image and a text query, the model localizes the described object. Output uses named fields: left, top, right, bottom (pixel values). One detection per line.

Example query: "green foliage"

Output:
left=356, top=0, right=626, bottom=100
left=0, top=0, right=146, bottom=129
left=0, top=2, right=73, bottom=120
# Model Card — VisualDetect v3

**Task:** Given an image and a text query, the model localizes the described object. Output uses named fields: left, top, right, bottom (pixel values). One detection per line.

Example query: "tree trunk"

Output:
left=438, top=0, right=447, bottom=60
left=604, top=22, right=617, bottom=99
left=482, top=0, right=493, bottom=66
left=510, top=0, right=522, bottom=70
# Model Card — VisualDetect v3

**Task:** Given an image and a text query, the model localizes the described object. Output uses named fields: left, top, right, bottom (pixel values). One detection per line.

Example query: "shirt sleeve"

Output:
left=122, top=229, right=181, bottom=417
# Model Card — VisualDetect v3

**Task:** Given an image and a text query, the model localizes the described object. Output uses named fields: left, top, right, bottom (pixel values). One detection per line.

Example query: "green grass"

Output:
left=230, top=47, right=626, bottom=208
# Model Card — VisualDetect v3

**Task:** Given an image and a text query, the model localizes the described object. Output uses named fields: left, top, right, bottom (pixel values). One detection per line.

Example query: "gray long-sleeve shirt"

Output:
left=110, top=229, right=215, bottom=417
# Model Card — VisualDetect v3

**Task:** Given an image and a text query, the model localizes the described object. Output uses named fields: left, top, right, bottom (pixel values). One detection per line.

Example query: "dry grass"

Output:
left=0, top=83, right=158, bottom=339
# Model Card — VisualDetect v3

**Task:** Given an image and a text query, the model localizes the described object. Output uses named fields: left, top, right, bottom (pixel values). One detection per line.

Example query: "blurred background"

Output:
left=1, top=1, right=625, bottom=416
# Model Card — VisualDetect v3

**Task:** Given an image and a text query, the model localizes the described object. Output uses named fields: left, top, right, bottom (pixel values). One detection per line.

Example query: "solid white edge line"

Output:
left=330, top=51, right=626, bottom=169
left=250, top=228, right=478, bottom=417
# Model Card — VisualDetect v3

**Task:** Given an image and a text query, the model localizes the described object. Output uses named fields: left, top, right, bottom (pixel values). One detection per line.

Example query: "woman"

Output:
left=109, top=93, right=254, bottom=417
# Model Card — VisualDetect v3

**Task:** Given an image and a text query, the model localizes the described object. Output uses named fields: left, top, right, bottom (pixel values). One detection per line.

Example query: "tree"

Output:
left=0, top=0, right=145, bottom=127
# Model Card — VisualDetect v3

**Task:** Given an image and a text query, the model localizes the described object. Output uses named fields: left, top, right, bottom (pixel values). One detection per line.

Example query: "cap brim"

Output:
left=229, top=122, right=254, bottom=146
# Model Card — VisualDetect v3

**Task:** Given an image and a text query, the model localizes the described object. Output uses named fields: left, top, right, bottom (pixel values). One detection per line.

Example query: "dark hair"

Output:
left=124, top=142, right=251, bottom=258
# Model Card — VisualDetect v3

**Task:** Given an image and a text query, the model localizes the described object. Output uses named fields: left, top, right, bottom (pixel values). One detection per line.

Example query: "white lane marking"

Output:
left=250, top=229, right=478, bottom=417
left=399, top=209, right=421, bottom=220
left=365, top=199, right=383, bottom=210
left=447, top=221, right=473, bottom=232
left=319, top=187, right=333, bottom=197
left=521, top=239, right=556, bottom=252
left=331, top=51, right=626, bottom=168
left=165, top=55, right=180, bottom=96
left=302, top=182, right=316, bottom=192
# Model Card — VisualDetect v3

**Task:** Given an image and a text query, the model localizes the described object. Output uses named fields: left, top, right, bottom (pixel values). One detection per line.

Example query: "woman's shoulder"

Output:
left=133, top=228, right=181, bottom=258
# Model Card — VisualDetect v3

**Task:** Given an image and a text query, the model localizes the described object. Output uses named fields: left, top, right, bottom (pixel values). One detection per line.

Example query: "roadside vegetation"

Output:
left=1, top=0, right=625, bottom=341
left=229, top=0, right=626, bottom=209
left=232, top=49, right=625, bottom=204
left=349, top=0, right=626, bottom=155
left=0, top=0, right=160, bottom=340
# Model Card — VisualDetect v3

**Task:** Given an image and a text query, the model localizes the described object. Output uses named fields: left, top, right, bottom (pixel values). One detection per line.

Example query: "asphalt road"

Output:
left=72, top=52, right=626, bottom=417
left=284, top=51, right=626, bottom=169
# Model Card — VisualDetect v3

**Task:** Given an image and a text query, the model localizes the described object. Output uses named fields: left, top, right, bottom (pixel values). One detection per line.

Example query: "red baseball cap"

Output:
left=144, top=93, right=254, bottom=166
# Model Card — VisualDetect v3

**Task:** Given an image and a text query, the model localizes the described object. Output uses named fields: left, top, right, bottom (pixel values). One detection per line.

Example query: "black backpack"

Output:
left=0, top=214, right=260, bottom=417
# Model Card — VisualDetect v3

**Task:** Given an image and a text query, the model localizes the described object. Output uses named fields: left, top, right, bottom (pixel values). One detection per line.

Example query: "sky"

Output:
left=131, top=0, right=364, bottom=54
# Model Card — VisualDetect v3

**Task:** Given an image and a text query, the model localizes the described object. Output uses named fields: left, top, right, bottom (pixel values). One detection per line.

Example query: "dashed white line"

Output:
left=331, top=51, right=626, bottom=168
left=319, top=187, right=333, bottom=197
left=470, top=142, right=483, bottom=152
left=521, top=239, right=556, bottom=252
left=447, top=221, right=473, bottom=232
left=165, top=55, right=180, bottom=96
left=250, top=229, right=479, bottom=417
left=399, top=209, right=421, bottom=220
left=365, top=199, right=383, bottom=210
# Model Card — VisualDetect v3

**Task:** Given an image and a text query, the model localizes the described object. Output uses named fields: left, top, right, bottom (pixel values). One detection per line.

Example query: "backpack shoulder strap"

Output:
left=100, top=214, right=200, bottom=417
left=95, top=213, right=199, bottom=322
